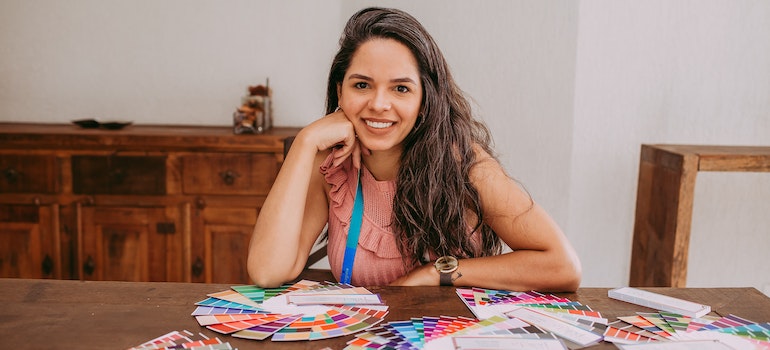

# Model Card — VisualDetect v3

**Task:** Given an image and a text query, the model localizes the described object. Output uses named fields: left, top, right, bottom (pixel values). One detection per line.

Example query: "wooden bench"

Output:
left=629, top=144, right=770, bottom=287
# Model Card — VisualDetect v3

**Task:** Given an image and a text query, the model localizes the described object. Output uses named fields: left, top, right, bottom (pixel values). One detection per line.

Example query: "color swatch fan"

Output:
left=455, top=287, right=607, bottom=349
left=191, top=280, right=388, bottom=342
left=345, top=288, right=608, bottom=350
left=610, top=311, right=770, bottom=348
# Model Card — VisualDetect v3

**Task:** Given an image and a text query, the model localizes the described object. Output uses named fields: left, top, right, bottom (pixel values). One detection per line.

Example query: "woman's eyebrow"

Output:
left=347, top=73, right=372, bottom=81
left=391, top=77, right=418, bottom=85
left=348, top=73, right=417, bottom=85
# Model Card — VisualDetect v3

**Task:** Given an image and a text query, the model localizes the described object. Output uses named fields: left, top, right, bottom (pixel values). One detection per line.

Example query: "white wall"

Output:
left=1, top=0, right=768, bottom=294
left=0, top=0, right=340, bottom=127
left=571, top=0, right=770, bottom=293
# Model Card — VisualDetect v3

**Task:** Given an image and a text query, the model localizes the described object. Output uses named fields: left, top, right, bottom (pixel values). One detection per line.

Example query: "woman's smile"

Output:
left=365, top=120, right=394, bottom=129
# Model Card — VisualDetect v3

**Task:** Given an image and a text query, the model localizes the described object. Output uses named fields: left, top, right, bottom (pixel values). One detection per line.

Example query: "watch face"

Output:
left=435, top=256, right=459, bottom=273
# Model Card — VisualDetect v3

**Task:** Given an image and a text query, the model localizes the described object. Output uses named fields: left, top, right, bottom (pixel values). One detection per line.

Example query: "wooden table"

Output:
left=629, top=144, right=770, bottom=287
left=2, top=278, right=769, bottom=349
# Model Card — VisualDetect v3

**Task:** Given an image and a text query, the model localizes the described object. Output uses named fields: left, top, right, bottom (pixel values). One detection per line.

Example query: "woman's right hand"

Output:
left=249, top=110, right=355, bottom=287
left=299, top=108, right=363, bottom=169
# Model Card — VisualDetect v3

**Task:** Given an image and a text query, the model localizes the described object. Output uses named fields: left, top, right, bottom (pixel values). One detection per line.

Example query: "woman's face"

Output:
left=338, top=38, right=423, bottom=153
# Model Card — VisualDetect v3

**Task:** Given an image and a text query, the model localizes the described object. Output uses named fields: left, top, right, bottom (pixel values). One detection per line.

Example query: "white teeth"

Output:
left=366, top=120, right=393, bottom=129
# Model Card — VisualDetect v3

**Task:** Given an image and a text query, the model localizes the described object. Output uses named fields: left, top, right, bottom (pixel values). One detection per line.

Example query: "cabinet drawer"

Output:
left=181, top=153, right=277, bottom=195
left=0, top=154, right=59, bottom=193
left=72, top=156, right=166, bottom=195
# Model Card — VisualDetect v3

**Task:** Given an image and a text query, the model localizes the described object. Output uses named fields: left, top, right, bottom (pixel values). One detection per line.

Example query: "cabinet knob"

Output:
left=3, top=167, right=19, bottom=184
left=192, top=257, right=204, bottom=277
left=109, top=168, right=126, bottom=185
left=83, top=255, right=95, bottom=276
left=42, top=254, right=54, bottom=276
left=219, top=170, right=240, bottom=185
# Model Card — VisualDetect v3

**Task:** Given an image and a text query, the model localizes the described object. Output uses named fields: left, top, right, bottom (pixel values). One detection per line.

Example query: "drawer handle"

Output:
left=3, top=167, right=19, bottom=184
left=156, top=222, right=176, bottom=234
left=192, top=257, right=204, bottom=277
left=219, top=170, right=240, bottom=185
left=83, top=255, right=95, bottom=276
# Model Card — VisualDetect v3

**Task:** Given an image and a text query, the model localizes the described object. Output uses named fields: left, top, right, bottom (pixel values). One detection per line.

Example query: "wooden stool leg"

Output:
left=630, top=145, right=698, bottom=287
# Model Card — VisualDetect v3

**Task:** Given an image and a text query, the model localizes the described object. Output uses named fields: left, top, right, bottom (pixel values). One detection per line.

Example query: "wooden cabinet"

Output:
left=0, top=123, right=299, bottom=284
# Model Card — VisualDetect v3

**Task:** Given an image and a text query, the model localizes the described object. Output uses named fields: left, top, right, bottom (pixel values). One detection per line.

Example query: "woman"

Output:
left=247, top=7, right=581, bottom=291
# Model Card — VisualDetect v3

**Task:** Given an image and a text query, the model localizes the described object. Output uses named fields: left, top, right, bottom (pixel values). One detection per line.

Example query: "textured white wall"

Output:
left=0, top=0, right=340, bottom=127
left=1, top=1, right=768, bottom=294
left=571, top=0, right=770, bottom=293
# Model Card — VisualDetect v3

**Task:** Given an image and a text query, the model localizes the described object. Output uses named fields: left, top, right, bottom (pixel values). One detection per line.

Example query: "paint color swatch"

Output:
left=191, top=280, right=387, bottom=342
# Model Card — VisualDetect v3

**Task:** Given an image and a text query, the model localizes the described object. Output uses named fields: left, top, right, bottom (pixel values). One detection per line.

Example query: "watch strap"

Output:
left=439, top=271, right=453, bottom=286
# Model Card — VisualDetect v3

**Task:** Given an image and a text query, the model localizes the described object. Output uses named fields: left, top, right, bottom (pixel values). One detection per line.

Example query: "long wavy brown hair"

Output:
left=325, top=7, right=503, bottom=266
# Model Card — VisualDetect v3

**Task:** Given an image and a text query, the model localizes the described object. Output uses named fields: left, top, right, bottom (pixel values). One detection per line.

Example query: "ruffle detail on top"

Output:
left=319, top=153, right=356, bottom=228
left=321, top=153, right=409, bottom=285
left=356, top=217, right=402, bottom=259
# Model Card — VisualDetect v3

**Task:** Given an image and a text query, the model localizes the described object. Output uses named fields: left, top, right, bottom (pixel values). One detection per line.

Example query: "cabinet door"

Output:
left=0, top=204, right=60, bottom=278
left=78, top=205, right=183, bottom=282
left=190, top=206, right=257, bottom=284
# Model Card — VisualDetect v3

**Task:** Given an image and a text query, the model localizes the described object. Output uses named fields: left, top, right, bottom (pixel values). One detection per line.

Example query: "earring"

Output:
left=335, top=106, right=342, bottom=112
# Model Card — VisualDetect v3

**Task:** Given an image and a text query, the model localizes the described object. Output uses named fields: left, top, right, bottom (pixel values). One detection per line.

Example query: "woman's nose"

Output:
left=368, top=89, right=391, bottom=112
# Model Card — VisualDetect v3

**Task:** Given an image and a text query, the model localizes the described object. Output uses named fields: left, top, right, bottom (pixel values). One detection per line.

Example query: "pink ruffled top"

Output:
left=320, top=154, right=414, bottom=286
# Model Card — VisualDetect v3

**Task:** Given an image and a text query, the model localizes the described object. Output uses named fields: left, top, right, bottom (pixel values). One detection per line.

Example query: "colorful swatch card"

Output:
left=195, top=312, right=285, bottom=326
left=715, top=322, right=770, bottom=341
left=347, top=325, right=419, bottom=349
left=129, top=329, right=234, bottom=350
left=698, top=314, right=756, bottom=331
left=637, top=312, right=678, bottom=335
left=206, top=313, right=298, bottom=334
left=618, top=315, right=673, bottom=339
left=659, top=311, right=692, bottom=333
left=194, top=297, right=262, bottom=311
left=190, top=305, right=262, bottom=316
left=206, top=289, right=263, bottom=309
left=686, top=315, right=721, bottom=333
left=231, top=314, right=304, bottom=340
left=602, top=324, right=658, bottom=344
left=607, top=319, right=667, bottom=341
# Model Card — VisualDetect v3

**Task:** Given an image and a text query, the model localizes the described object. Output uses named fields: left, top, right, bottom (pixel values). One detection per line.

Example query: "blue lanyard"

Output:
left=340, top=170, right=364, bottom=284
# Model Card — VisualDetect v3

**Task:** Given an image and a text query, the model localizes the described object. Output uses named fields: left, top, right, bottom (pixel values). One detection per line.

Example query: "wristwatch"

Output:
left=435, top=256, right=460, bottom=286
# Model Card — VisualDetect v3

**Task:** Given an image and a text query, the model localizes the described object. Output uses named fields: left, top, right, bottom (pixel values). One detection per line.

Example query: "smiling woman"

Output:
left=247, top=7, right=582, bottom=292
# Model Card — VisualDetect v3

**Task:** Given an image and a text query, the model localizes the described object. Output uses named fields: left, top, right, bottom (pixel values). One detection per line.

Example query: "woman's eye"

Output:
left=396, top=85, right=410, bottom=93
left=354, top=82, right=368, bottom=89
